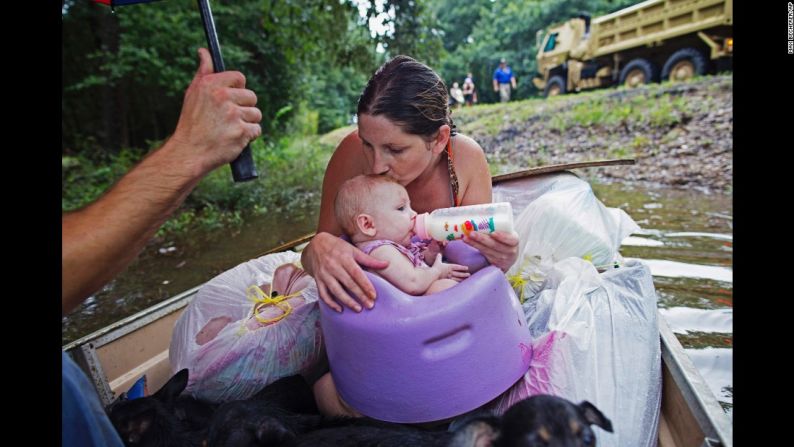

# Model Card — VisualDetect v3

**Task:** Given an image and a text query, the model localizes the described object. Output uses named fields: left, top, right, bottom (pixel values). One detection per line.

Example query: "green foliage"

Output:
left=304, top=65, right=369, bottom=134
left=538, top=86, right=693, bottom=131
left=178, top=134, right=333, bottom=229
left=61, top=148, right=145, bottom=211
left=156, top=204, right=243, bottom=237
left=609, top=145, right=631, bottom=158
left=63, top=133, right=334, bottom=237
left=632, top=134, right=650, bottom=148
left=366, top=0, right=444, bottom=63
left=62, top=0, right=378, bottom=155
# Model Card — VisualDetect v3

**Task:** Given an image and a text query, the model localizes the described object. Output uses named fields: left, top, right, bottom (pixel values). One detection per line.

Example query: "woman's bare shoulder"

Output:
left=452, top=134, right=489, bottom=176
left=452, top=133, right=492, bottom=204
left=338, top=128, right=361, bottom=148
left=335, top=129, right=364, bottom=157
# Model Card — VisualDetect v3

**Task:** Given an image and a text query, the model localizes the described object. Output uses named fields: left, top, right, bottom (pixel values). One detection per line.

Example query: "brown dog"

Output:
left=450, top=394, right=613, bottom=447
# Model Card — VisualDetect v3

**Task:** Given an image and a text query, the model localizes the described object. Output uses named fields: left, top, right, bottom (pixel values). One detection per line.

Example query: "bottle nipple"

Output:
left=413, top=213, right=429, bottom=240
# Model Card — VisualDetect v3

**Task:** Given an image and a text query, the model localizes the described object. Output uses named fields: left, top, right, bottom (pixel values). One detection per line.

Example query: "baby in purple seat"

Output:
left=314, top=173, right=470, bottom=417
left=335, top=174, right=470, bottom=296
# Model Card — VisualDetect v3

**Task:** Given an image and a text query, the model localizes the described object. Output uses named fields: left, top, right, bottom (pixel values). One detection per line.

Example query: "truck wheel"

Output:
left=619, top=58, right=658, bottom=88
left=662, top=47, right=707, bottom=82
left=544, top=75, right=566, bottom=97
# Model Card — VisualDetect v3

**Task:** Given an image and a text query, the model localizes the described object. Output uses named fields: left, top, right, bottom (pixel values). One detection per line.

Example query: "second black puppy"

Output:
left=207, top=375, right=323, bottom=446
left=107, top=369, right=216, bottom=447
left=208, top=375, right=448, bottom=446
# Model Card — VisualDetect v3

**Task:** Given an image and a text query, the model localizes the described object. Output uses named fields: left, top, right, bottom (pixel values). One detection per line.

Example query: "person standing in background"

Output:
left=450, top=81, right=465, bottom=109
left=492, top=58, right=517, bottom=102
left=462, top=73, right=476, bottom=106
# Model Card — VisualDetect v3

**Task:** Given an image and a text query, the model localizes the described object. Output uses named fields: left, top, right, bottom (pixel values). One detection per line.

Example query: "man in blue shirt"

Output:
left=492, top=58, right=517, bottom=102
left=62, top=48, right=262, bottom=446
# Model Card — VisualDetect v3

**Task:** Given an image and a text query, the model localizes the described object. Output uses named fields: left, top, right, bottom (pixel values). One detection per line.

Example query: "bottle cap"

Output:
left=413, top=213, right=429, bottom=240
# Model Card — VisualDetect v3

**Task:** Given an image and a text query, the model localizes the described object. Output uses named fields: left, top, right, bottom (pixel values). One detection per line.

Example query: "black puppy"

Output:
left=293, top=420, right=451, bottom=447
left=107, top=369, right=216, bottom=447
left=208, top=375, right=445, bottom=446
left=207, top=375, right=323, bottom=446
left=449, top=395, right=614, bottom=447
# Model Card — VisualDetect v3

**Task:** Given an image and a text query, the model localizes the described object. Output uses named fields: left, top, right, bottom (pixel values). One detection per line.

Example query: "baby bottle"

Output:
left=413, top=202, right=514, bottom=242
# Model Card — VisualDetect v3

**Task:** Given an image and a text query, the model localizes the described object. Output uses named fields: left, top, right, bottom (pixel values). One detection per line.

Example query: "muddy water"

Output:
left=61, top=181, right=732, bottom=416
left=593, top=183, right=732, bottom=417
left=61, top=206, right=320, bottom=344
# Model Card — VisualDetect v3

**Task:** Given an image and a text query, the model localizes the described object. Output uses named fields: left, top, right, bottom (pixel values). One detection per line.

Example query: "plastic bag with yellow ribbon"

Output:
left=169, top=251, right=324, bottom=403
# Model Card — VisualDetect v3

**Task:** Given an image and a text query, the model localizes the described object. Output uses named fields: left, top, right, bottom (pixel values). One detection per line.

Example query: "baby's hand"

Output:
left=422, top=240, right=446, bottom=264
left=431, top=254, right=470, bottom=282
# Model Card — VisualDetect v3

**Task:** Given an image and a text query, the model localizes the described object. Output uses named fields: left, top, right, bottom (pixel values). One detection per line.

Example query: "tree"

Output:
left=364, top=0, right=443, bottom=64
left=62, top=0, right=378, bottom=156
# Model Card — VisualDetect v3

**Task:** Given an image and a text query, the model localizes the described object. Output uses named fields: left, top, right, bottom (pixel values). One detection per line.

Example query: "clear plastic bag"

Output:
left=169, top=252, right=324, bottom=403
left=490, top=258, right=661, bottom=447
left=497, top=172, right=639, bottom=302
left=493, top=172, right=569, bottom=218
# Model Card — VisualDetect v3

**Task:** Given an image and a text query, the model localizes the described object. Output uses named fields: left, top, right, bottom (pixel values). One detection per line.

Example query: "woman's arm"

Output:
left=301, top=132, right=388, bottom=312
left=454, top=135, right=519, bottom=272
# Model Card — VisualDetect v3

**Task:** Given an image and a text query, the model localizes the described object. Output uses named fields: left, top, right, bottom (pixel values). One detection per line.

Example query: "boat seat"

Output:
left=320, top=264, right=532, bottom=423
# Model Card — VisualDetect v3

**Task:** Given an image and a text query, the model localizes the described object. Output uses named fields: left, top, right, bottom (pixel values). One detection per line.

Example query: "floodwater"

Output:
left=593, top=182, right=732, bottom=417
left=62, top=180, right=732, bottom=416
left=61, top=205, right=320, bottom=344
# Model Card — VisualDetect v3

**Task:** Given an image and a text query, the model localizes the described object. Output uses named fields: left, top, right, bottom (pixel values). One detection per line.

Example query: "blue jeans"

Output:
left=62, top=351, right=124, bottom=447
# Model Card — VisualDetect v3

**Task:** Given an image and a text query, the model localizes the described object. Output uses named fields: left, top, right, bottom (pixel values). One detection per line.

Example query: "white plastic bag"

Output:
left=491, top=258, right=661, bottom=447
left=497, top=172, right=639, bottom=301
left=169, top=252, right=324, bottom=403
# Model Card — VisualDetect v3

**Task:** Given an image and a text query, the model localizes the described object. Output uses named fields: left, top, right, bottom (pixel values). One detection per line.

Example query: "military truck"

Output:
left=532, top=0, right=733, bottom=97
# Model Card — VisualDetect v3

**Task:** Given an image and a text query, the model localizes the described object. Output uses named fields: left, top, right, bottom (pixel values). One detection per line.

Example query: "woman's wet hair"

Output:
left=358, top=55, right=456, bottom=139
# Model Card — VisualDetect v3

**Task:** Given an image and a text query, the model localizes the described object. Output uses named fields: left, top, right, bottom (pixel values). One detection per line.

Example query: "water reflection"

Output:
left=622, top=236, right=664, bottom=247
left=686, top=348, right=733, bottom=416
left=593, top=181, right=732, bottom=417
left=660, top=307, right=733, bottom=334
left=629, top=258, right=732, bottom=282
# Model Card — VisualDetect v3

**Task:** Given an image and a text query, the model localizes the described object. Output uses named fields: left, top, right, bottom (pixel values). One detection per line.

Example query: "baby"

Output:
left=313, top=174, right=470, bottom=418
left=334, top=173, right=470, bottom=295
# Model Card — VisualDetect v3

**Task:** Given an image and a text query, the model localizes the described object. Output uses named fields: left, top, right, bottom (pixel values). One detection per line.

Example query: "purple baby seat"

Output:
left=319, top=241, right=532, bottom=423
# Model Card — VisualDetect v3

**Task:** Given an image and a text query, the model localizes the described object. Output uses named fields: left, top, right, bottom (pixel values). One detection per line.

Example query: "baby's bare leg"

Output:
left=313, top=372, right=363, bottom=418
left=426, top=278, right=459, bottom=295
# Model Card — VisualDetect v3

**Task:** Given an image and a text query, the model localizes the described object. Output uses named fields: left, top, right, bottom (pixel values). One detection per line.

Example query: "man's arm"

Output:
left=511, top=74, right=517, bottom=89
left=62, top=48, right=262, bottom=314
left=62, top=143, right=201, bottom=314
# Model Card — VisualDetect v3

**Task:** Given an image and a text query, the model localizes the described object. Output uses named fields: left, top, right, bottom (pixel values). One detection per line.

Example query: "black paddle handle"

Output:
left=197, top=0, right=258, bottom=182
